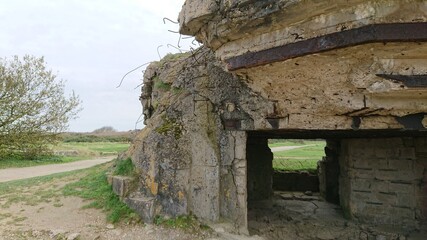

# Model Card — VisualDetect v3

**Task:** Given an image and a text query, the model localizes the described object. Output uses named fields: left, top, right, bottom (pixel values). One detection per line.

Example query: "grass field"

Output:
left=269, top=140, right=326, bottom=173
left=53, top=142, right=130, bottom=156
left=0, top=142, right=130, bottom=169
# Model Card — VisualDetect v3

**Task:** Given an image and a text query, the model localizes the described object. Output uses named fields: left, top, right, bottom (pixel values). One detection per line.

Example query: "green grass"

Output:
left=0, top=156, right=87, bottom=169
left=0, top=170, right=81, bottom=208
left=114, top=158, right=135, bottom=176
left=62, top=163, right=139, bottom=223
left=154, top=214, right=210, bottom=233
left=271, top=140, right=326, bottom=173
left=268, top=139, right=322, bottom=148
left=53, top=142, right=130, bottom=156
left=0, top=142, right=130, bottom=169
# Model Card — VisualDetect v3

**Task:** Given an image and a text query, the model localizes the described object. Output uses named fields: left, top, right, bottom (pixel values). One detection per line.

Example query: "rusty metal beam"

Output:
left=226, top=23, right=427, bottom=71
left=376, top=74, right=427, bottom=88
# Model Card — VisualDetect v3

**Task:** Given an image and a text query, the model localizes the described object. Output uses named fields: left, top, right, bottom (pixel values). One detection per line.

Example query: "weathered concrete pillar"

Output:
left=339, top=137, right=427, bottom=229
left=189, top=100, right=221, bottom=222
left=318, top=139, right=340, bottom=204
left=219, top=131, right=248, bottom=234
left=246, top=136, right=273, bottom=201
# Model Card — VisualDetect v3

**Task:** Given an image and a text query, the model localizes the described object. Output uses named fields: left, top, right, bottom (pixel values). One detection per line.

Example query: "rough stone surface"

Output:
left=111, top=176, right=134, bottom=199
left=127, top=49, right=270, bottom=231
left=179, top=0, right=427, bottom=133
left=180, top=0, right=427, bottom=59
left=339, top=137, right=427, bottom=229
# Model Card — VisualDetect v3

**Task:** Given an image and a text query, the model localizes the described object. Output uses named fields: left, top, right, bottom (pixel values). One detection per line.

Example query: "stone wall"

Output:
left=339, top=137, right=427, bottom=229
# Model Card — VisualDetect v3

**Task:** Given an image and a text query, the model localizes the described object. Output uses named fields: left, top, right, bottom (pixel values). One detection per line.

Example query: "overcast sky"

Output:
left=0, top=0, right=190, bottom=132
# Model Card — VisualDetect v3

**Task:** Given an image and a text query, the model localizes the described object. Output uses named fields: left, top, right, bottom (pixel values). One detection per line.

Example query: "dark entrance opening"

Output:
left=246, top=133, right=343, bottom=238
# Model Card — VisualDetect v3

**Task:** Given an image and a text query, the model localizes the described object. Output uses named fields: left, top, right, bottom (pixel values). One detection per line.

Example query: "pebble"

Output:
left=67, top=233, right=80, bottom=240
left=359, top=231, right=368, bottom=240
left=49, top=229, right=66, bottom=238
left=376, top=235, right=386, bottom=240
left=106, top=224, right=115, bottom=229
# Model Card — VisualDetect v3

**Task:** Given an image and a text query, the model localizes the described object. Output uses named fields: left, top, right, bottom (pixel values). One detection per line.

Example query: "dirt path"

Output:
left=270, top=145, right=308, bottom=152
left=0, top=157, right=113, bottom=183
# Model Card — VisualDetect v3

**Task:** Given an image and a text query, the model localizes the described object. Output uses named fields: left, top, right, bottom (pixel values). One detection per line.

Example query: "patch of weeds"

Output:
left=158, top=52, right=191, bottom=68
left=155, top=115, right=182, bottom=139
left=53, top=203, right=63, bottom=207
left=113, top=158, right=135, bottom=176
left=0, top=170, right=80, bottom=196
left=62, top=164, right=139, bottom=223
left=13, top=216, right=27, bottom=222
left=6, top=216, right=27, bottom=225
left=1, top=188, right=61, bottom=208
left=172, top=86, right=183, bottom=94
left=153, top=76, right=171, bottom=92
left=0, top=212, right=12, bottom=220
left=154, top=215, right=210, bottom=233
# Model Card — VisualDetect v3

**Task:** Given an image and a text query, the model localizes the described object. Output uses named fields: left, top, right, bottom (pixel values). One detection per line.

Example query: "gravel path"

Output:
left=0, top=157, right=114, bottom=183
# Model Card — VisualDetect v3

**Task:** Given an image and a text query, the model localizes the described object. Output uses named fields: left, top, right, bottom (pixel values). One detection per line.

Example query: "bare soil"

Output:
left=0, top=162, right=214, bottom=240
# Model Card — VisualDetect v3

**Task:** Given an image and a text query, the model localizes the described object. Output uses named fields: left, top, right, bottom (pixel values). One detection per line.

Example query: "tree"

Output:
left=92, top=126, right=117, bottom=134
left=0, top=55, right=81, bottom=159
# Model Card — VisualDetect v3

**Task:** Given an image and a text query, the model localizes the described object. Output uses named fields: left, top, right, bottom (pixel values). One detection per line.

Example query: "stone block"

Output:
left=402, top=137, right=415, bottom=147
left=124, top=196, right=156, bottom=223
left=383, top=138, right=404, bottom=147
left=351, top=178, right=372, bottom=192
left=398, top=148, right=416, bottom=160
left=390, top=182, right=415, bottom=194
left=371, top=180, right=390, bottom=193
left=106, top=173, right=113, bottom=185
left=349, top=147, right=375, bottom=160
left=235, top=145, right=246, bottom=161
left=191, top=132, right=220, bottom=167
left=112, top=176, right=134, bottom=199
left=414, top=137, right=427, bottom=152
left=358, top=204, right=388, bottom=217
left=395, top=193, right=416, bottom=208
left=393, top=207, right=416, bottom=220
left=351, top=191, right=374, bottom=203
left=189, top=165, right=220, bottom=221
left=233, top=131, right=246, bottom=160
left=220, top=133, right=234, bottom=166
left=388, top=159, right=413, bottom=171
left=375, top=169, right=416, bottom=182
left=352, top=157, right=379, bottom=170
left=349, top=168, right=374, bottom=179
left=375, top=192, right=397, bottom=205
left=375, top=148, right=388, bottom=159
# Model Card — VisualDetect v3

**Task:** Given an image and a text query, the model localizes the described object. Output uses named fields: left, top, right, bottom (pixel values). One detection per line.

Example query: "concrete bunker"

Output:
left=123, top=1, right=427, bottom=238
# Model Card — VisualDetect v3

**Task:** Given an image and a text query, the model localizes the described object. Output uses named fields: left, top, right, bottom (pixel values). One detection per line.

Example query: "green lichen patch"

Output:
left=155, top=116, right=183, bottom=139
